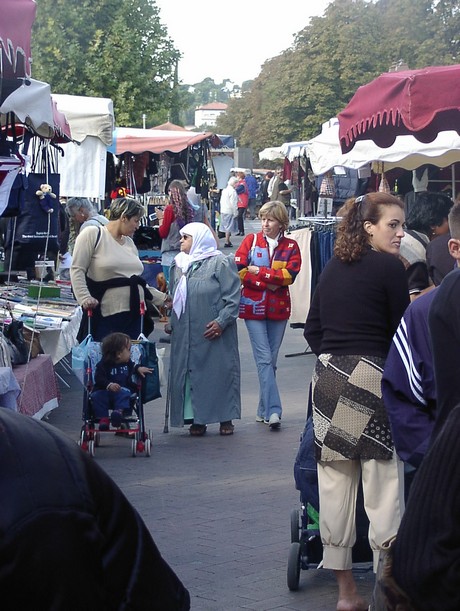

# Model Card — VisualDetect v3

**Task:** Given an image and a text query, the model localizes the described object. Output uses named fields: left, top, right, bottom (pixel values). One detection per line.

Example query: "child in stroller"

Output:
left=79, top=333, right=158, bottom=456
left=92, top=332, right=152, bottom=431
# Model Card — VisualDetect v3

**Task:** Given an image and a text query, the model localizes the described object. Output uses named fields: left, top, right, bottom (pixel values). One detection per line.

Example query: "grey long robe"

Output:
left=169, top=254, right=241, bottom=427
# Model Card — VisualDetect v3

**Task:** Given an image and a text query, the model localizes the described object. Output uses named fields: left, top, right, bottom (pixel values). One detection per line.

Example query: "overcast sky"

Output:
left=154, top=0, right=332, bottom=85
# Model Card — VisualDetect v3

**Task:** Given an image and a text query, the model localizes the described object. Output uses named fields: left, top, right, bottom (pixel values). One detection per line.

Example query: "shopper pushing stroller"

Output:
left=92, top=332, right=152, bottom=431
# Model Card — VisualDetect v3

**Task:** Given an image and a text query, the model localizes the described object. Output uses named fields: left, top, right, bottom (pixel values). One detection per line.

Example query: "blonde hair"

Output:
left=258, top=201, right=289, bottom=232
left=109, top=197, right=145, bottom=221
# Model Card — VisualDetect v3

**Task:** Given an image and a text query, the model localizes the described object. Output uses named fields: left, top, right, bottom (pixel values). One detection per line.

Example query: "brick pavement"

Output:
left=49, top=222, right=374, bottom=610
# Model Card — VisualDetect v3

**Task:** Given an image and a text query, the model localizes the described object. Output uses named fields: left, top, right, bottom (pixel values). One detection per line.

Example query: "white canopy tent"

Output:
left=53, top=94, right=114, bottom=199
left=281, top=140, right=309, bottom=162
left=304, top=118, right=460, bottom=189
left=258, top=146, right=284, bottom=161
left=0, top=78, right=69, bottom=139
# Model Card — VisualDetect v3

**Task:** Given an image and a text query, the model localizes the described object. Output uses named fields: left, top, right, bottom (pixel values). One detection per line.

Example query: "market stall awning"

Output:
left=281, top=140, right=309, bottom=162
left=108, top=127, right=215, bottom=155
left=151, top=121, right=187, bottom=131
left=305, top=118, right=460, bottom=175
left=53, top=94, right=114, bottom=145
left=258, top=146, right=285, bottom=161
left=0, top=0, right=36, bottom=78
left=338, top=64, right=460, bottom=153
left=52, top=95, right=114, bottom=199
left=0, top=78, right=71, bottom=140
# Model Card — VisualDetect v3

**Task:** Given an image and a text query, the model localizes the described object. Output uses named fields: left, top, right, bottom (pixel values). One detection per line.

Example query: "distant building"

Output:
left=194, top=102, right=228, bottom=128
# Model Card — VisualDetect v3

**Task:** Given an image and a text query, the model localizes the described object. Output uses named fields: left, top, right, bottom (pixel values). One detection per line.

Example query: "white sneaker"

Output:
left=268, top=413, right=281, bottom=429
left=255, top=415, right=265, bottom=422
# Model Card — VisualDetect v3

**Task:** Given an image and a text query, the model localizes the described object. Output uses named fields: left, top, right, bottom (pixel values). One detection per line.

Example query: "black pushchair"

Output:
left=288, top=412, right=373, bottom=591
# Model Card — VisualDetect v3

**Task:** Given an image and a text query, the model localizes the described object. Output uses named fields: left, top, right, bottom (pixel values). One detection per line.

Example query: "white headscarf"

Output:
left=172, top=222, right=221, bottom=318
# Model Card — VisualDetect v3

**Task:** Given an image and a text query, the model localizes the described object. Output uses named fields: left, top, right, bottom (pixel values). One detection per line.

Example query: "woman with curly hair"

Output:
left=156, top=181, right=195, bottom=283
left=304, top=192, right=409, bottom=611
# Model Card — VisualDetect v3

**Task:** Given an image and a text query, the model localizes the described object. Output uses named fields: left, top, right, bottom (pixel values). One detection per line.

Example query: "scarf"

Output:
left=265, top=233, right=281, bottom=257
left=172, top=222, right=221, bottom=318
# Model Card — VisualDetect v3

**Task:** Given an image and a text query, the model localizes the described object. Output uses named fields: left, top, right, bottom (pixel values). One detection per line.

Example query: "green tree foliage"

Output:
left=31, top=0, right=181, bottom=126
left=433, top=0, right=460, bottom=60
left=217, top=0, right=459, bottom=157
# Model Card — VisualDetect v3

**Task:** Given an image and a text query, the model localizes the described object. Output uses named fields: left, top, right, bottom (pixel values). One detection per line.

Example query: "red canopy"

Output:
left=338, top=64, right=460, bottom=153
left=0, top=0, right=36, bottom=78
left=151, top=121, right=187, bottom=131
left=109, top=127, right=218, bottom=155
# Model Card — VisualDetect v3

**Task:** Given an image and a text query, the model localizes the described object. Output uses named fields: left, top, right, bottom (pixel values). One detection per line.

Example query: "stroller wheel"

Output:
left=290, top=508, right=300, bottom=543
left=287, top=542, right=301, bottom=591
left=145, top=437, right=152, bottom=457
left=131, top=438, right=137, bottom=457
left=88, top=439, right=95, bottom=457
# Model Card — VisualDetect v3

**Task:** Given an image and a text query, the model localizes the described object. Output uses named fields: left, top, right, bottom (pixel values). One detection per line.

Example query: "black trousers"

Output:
left=237, top=207, right=246, bottom=234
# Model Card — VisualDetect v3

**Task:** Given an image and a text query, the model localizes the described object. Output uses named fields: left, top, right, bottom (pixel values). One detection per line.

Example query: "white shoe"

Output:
left=268, top=413, right=281, bottom=429
left=256, top=415, right=265, bottom=422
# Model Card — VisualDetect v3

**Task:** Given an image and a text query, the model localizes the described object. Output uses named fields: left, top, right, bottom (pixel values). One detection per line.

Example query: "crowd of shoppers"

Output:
left=65, top=174, right=460, bottom=610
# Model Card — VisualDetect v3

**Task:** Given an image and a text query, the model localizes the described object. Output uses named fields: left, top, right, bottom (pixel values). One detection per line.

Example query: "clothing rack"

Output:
left=285, top=217, right=341, bottom=358
left=297, top=215, right=341, bottom=226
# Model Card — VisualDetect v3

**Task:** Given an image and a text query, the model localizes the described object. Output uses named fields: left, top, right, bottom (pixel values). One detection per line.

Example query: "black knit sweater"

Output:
left=304, top=249, right=409, bottom=358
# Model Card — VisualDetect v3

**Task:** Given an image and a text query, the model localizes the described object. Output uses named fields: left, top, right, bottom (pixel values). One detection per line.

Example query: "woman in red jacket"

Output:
left=234, top=201, right=301, bottom=429
left=156, top=181, right=194, bottom=283
left=235, top=171, right=249, bottom=236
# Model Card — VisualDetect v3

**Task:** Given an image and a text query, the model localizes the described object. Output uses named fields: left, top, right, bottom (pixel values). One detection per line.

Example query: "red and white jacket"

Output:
left=234, top=232, right=302, bottom=320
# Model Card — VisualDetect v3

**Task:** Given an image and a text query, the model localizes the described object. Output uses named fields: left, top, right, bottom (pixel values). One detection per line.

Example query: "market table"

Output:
left=36, top=306, right=83, bottom=365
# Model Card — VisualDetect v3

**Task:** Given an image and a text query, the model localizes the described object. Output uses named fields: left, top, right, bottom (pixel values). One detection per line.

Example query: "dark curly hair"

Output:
left=168, top=180, right=193, bottom=228
left=406, top=191, right=453, bottom=236
left=334, top=192, right=404, bottom=263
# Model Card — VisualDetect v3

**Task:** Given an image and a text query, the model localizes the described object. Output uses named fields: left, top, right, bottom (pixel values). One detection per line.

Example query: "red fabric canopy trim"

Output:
left=338, top=64, right=460, bottom=152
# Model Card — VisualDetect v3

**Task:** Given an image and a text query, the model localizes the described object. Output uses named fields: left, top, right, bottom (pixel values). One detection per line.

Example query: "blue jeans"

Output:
left=245, top=319, right=287, bottom=420
left=91, top=387, right=131, bottom=419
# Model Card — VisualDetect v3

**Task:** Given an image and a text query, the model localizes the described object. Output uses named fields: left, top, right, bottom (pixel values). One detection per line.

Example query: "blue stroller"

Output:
left=288, top=406, right=372, bottom=590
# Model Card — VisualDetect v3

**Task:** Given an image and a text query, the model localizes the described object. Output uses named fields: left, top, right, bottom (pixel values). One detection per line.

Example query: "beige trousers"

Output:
left=317, top=453, right=404, bottom=572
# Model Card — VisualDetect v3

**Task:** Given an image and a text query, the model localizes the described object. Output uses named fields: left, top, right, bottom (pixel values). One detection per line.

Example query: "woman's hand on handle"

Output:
left=82, top=297, right=99, bottom=310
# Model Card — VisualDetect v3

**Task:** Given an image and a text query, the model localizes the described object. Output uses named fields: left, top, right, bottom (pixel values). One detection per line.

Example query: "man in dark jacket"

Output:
left=244, top=169, right=259, bottom=220
left=0, top=409, right=190, bottom=610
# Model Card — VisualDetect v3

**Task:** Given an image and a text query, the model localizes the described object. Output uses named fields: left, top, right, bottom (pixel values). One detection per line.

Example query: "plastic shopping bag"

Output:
left=71, top=334, right=93, bottom=385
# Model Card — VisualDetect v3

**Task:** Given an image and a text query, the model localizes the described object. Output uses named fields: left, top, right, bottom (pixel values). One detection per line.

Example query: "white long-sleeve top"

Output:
left=219, top=185, right=238, bottom=216
left=70, top=225, right=165, bottom=317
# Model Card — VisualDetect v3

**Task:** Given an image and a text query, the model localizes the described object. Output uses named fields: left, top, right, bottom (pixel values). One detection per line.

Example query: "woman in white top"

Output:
left=71, top=197, right=167, bottom=341
left=219, top=176, right=238, bottom=247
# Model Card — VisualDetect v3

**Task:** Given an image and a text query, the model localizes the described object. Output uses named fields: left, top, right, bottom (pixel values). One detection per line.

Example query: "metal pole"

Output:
left=142, top=114, right=146, bottom=129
